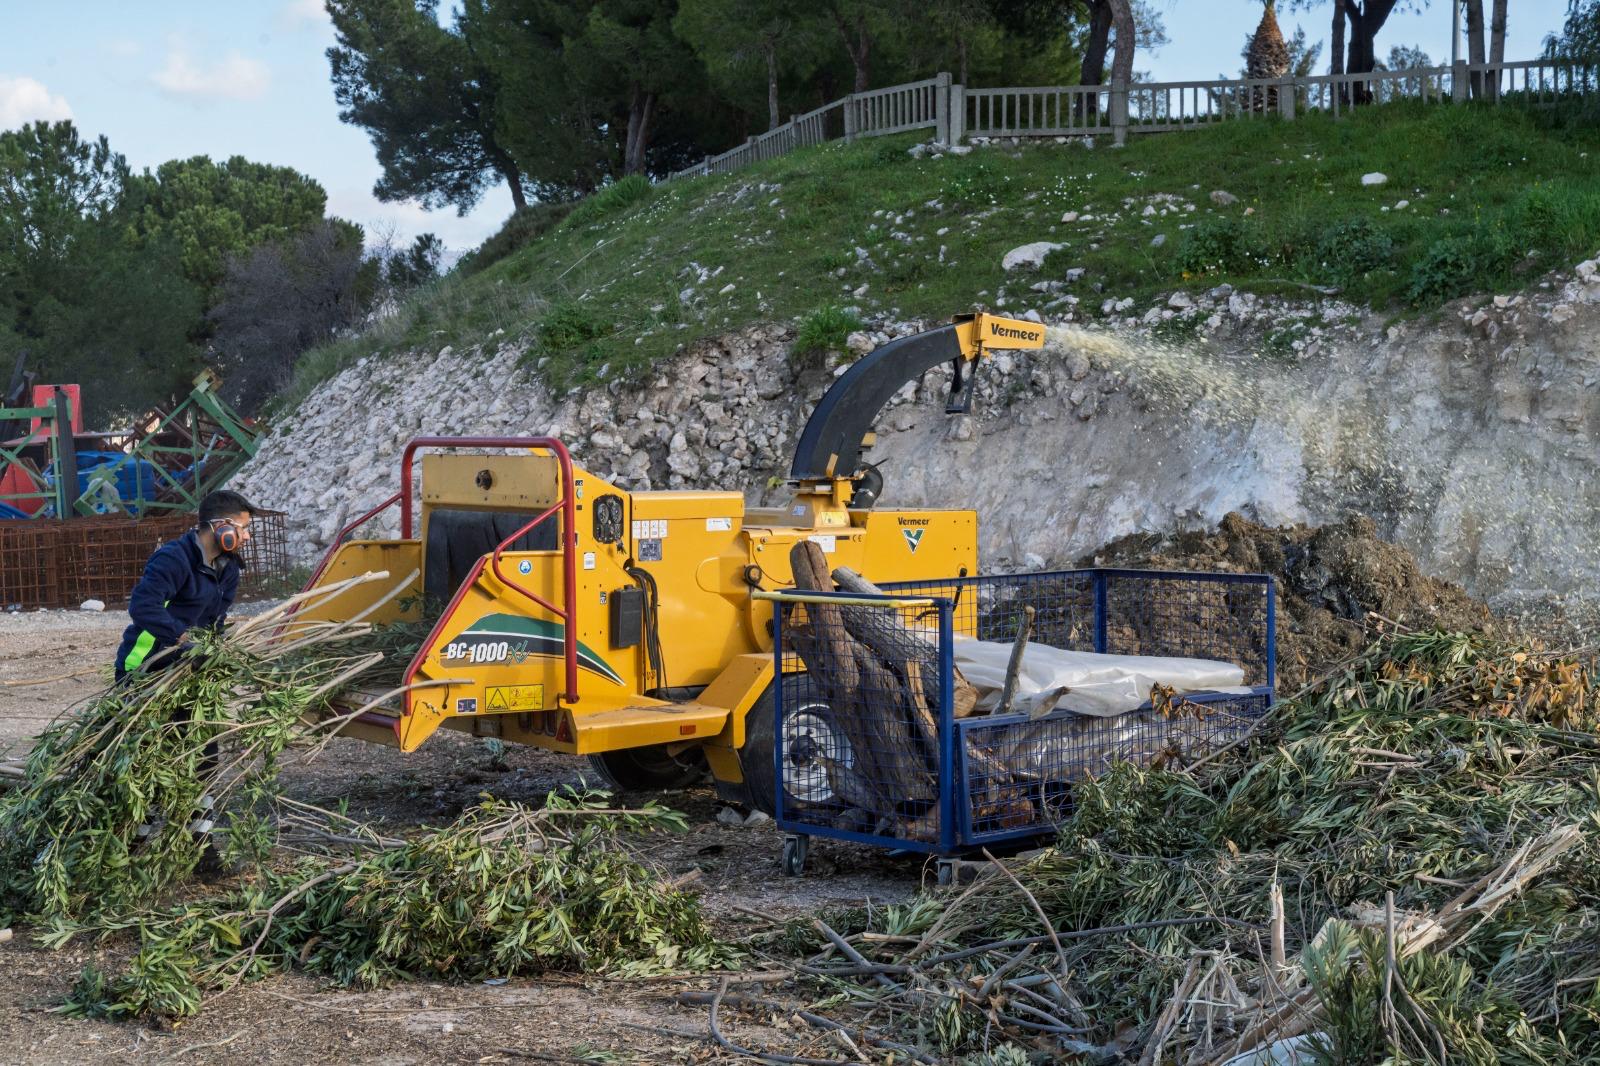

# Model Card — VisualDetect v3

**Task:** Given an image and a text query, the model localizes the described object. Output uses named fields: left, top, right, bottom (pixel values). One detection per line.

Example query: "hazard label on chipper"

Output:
left=486, top=685, right=545, bottom=711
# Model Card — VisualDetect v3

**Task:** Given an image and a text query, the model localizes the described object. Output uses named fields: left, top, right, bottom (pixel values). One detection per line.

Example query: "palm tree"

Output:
left=1247, top=1, right=1291, bottom=111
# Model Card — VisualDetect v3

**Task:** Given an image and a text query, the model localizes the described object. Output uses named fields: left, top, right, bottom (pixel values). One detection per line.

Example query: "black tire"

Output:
left=740, top=674, right=855, bottom=817
left=586, top=744, right=708, bottom=792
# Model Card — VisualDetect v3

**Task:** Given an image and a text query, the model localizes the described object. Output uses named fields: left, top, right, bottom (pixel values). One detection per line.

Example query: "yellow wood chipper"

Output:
left=298, top=313, right=1047, bottom=812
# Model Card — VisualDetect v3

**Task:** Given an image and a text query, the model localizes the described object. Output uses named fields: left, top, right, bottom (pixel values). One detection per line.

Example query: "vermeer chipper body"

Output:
left=297, top=313, right=1047, bottom=808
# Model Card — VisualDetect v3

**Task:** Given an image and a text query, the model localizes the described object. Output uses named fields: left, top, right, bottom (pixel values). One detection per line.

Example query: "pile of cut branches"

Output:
left=710, top=628, right=1600, bottom=1063
left=2, top=571, right=729, bottom=1020
left=62, top=795, right=731, bottom=1018
left=0, top=573, right=403, bottom=924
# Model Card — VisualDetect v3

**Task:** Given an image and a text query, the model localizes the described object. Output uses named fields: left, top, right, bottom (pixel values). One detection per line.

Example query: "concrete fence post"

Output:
left=1110, top=76, right=1129, bottom=146
left=949, top=83, right=966, bottom=144
left=1452, top=59, right=1468, bottom=102
left=843, top=96, right=858, bottom=143
left=1278, top=75, right=1296, bottom=120
left=935, top=71, right=951, bottom=144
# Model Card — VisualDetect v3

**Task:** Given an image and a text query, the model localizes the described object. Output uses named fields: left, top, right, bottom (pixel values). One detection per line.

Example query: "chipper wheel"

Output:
left=738, top=674, right=854, bottom=817
left=586, top=745, right=708, bottom=792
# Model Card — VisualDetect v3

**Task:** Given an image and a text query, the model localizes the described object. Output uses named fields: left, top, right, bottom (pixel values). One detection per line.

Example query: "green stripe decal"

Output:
left=452, top=615, right=625, bottom=685
left=123, top=629, right=157, bottom=672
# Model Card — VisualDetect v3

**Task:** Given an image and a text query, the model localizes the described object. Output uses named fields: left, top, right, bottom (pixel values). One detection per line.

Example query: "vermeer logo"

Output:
left=902, top=527, right=925, bottom=553
left=988, top=322, right=1042, bottom=341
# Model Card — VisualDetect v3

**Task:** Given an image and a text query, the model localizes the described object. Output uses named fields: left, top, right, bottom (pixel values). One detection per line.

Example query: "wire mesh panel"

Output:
left=958, top=691, right=1269, bottom=844
left=238, top=510, right=292, bottom=598
left=890, top=570, right=1273, bottom=686
left=884, top=570, right=1272, bottom=847
left=0, top=511, right=292, bottom=609
left=770, top=571, right=1273, bottom=856
left=0, top=521, right=60, bottom=609
left=57, top=514, right=194, bottom=605
left=773, top=593, right=955, bottom=853
left=1101, top=569, right=1274, bottom=688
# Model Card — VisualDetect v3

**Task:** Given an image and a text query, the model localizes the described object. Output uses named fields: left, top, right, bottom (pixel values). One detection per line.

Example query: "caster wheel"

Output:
left=935, top=859, right=956, bottom=887
left=782, top=834, right=810, bottom=878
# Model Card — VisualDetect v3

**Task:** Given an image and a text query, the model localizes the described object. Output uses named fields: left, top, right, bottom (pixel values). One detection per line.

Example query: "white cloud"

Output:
left=280, top=0, right=331, bottom=30
left=106, top=39, right=142, bottom=58
left=152, top=47, right=270, bottom=102
left=0, top=75, right=73, bottom=129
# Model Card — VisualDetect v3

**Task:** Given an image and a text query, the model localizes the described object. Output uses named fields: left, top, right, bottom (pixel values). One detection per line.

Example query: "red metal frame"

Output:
left=395, top=436, right=581, bottom=709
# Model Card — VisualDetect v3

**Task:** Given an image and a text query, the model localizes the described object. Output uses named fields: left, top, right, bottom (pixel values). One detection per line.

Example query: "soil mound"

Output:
left=1080, top=512, right=1495, bottom=689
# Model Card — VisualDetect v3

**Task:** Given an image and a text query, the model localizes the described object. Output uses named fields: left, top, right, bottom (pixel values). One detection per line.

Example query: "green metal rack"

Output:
left=73, top=370, right=260, bottom=517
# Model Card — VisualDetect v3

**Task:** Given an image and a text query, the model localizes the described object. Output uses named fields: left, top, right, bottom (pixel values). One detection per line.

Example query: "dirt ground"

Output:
left=0, top=606, right=924, bottom=1066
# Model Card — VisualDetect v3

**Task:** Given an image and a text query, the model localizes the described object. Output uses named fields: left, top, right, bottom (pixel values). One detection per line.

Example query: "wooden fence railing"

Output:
left=667, top=58, right=1597, bottom=182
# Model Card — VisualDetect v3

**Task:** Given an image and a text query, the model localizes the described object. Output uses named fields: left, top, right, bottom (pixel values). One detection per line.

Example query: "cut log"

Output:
left=787, top=545, right=1035, bottom=835
left=785, top=624, right=893, bottom=813
left=831, top=566, right=981, bottom=718
left=788, top=543, right=935, bottom=808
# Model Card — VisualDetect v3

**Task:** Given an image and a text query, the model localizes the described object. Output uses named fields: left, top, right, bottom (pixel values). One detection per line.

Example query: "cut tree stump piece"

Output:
left=789, top=543, right=934, bottom=808
left=831, top=566, right=981, bottom=718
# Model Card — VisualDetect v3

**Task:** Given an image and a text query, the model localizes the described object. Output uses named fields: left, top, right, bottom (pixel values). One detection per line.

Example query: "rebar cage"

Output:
left=771, top=569, right=1275, bottom=856
left=0, top=510, right=293, bottom=610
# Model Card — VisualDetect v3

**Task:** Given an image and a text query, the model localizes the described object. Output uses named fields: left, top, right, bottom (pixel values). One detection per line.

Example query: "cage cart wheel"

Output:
left=935, top=859, right=956, bottom=887
left=782, top=834, right=810, bottom=878
left=740, top=675, right=855, bottom=817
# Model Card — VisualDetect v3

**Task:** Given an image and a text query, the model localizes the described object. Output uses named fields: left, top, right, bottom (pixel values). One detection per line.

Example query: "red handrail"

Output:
left=397, top=436, right=580, bottom=706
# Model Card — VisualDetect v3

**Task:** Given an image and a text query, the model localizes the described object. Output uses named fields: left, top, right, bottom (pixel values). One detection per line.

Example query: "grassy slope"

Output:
left=284, top=101, right=1600, bottom=410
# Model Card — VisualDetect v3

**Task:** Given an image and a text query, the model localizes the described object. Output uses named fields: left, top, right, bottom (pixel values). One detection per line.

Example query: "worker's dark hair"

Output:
left=198, top=490, right=258, bottom=524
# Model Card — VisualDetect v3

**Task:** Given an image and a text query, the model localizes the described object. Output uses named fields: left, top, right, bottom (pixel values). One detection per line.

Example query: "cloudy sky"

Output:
left=0, top=1, right=1576, bottom=257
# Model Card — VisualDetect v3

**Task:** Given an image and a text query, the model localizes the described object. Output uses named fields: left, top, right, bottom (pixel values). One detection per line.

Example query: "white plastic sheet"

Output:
left=952, top=636, right=1246, bottom=717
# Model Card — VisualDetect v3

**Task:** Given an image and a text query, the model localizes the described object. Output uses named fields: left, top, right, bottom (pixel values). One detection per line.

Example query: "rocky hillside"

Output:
left=239, top=252, right=1600, bottom=626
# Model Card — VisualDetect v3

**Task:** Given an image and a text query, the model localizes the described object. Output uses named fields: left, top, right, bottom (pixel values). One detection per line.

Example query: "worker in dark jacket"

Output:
left=114, top=489, right=257, bottom=681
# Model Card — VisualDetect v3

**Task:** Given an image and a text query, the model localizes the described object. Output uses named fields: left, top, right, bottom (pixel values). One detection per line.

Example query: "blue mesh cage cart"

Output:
left=765, top=568, right=1275, bottom=879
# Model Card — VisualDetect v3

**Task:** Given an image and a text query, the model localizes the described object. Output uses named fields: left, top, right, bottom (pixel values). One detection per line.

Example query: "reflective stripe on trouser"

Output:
left=122, top=629, right=158, bottom=673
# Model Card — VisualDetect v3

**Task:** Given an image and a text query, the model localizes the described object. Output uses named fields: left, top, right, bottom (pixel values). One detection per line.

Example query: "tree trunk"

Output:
left=1108, top=0, right=1135, bottom=86
left=1343, top=0, right=1401, bottom=104
left=1488, top=0, right=1508, bottom=101
left=1465, top=0, right=1486, bottom=98
left=624, top=90, right=641, bottom=175
left=764, top=41, right=781, bottom=132
left=623, top=89, right=656, bottom=176
left=834, top=12, right=872, bottom=94
left=957, top=35, right=969, bottom=86
left=1330, top=1, right=1346, bottom=75
left=1331, top=1, right=1346, bottom=105
left=499, top=160, right=527, bottom=211
left=1079, top=0, right=1114, bottom=119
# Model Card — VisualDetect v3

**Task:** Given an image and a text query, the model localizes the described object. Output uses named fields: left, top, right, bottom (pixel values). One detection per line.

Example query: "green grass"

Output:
left=792, top=303, right=864, bottom=362
left=278, top=100, right=1600, bottom=411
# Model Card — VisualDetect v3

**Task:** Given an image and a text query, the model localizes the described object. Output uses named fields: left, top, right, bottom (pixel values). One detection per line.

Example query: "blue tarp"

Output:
left=0, top=452, right=194, bottom=518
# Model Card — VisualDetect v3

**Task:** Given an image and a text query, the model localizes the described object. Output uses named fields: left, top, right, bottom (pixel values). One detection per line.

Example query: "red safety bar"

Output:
left=396, top=436, right=580, bottom=706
